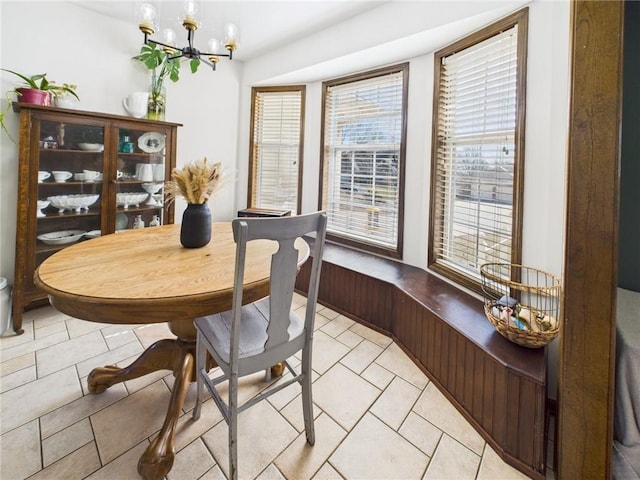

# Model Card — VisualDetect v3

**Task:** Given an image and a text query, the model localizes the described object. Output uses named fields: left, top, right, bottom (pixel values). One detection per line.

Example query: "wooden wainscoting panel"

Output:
left=295, top=240, right=547, bottom=479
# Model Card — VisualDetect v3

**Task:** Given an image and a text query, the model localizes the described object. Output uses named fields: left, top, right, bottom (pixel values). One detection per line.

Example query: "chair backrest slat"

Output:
left=230, top=212, right=327, bottom=356
left=265, top=237, right=298, bottom=349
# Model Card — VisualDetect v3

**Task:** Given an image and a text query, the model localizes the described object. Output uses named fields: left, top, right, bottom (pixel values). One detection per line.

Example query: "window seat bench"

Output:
left=294, top=238, right=547, bottom=480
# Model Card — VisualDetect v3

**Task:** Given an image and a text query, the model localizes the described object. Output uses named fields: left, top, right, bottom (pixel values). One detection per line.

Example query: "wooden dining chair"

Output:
left=192, top=211, right=327, bottom=480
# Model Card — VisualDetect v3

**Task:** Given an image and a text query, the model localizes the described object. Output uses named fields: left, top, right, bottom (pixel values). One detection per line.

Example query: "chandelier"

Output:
left=136, top=0, right=238, bottom=71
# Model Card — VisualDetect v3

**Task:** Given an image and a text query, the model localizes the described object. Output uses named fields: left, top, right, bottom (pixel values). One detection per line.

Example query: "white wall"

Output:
left=0, top=1, right=242, bottom=283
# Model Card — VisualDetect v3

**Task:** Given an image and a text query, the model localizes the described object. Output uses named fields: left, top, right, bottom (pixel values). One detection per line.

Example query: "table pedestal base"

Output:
left=87, top=336, right=286, bottom=480
left=88, top=338, right=195, bottom=480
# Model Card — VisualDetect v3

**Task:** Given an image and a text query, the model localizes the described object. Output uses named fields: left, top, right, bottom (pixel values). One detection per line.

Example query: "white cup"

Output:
left=136, top=163, right=154, bottom=182
left=83, top=169, right=100, bottom=182
left=52, top=170, right=72, bottom=182
left=38, top=171, right=51, bottom=183
left=74, top=172, right=85, bottom=181
left=116, top=170, right=124, bottom=179
left=123, top=92, right=149, bottom=118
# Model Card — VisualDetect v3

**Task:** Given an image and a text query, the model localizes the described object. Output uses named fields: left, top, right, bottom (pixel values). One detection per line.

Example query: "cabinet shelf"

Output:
left=117, top=152, right=163, bottom=158
left=40, top=148, right=104, bottom=154
left=39, top=181, right=104, bottom=186
left=116, top=205, right=163, bottom=213
left=37, top=210, right=101, bottom=219
left=12, top=103, right=181, bottom=334
left=117, top=180, right=163, bottom=185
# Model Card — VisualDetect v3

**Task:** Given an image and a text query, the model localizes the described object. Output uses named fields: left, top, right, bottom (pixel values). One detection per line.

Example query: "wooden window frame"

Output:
left=319, top=63, right=408, bottom=259
left=248, top=85, right=306, bottom=215
left=428, top=8, right=528, bottom=294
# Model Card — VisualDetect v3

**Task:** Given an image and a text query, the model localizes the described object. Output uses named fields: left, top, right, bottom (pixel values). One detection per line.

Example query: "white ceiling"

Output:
left=70, top=0, right=528, bottom=84
left=70, top=1, right=387, bottom=61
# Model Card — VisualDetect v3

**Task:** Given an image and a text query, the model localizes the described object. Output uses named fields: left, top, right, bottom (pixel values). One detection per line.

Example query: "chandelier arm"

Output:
left=167, top=52, right=185, bottom=61
left=146, top=38, right=179, bottom=52
left=200, top=51, right=231, bottom=59
left=198, top=57, right=217, bottom=71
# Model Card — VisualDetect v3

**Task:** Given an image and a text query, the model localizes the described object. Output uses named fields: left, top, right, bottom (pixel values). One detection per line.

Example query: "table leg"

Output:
left=88, top=337, right=196, bottom=480
left=88, top=338, right=189, bottom=393
left=137, top=349, right=194, bottom=480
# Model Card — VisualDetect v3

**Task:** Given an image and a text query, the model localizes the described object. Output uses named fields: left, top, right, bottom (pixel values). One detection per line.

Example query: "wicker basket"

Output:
left=480, top=263, right=561, bottom=348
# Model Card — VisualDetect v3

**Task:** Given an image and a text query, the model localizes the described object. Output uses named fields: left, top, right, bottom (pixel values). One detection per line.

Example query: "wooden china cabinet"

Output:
left=11, top=103, right=181, bottom=334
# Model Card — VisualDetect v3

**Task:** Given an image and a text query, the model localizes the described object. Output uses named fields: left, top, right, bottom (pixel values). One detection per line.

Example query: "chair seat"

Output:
left=195, top=297, right=305, bottom=376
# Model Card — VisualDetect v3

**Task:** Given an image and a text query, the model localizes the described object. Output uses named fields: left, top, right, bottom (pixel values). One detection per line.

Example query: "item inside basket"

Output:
left=490, top=294, right=557, bottom=333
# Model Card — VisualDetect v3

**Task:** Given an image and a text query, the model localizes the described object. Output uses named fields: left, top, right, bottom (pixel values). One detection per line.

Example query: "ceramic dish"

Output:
left=138, top=132, right=165, bottom=153
left=116, top=192, right=148, bottom=209
left=47, top=194, right=100, bottom=213
left=38, top=230, right=86, bottom=246
left=84, top=230, right=102, bottom=239
left=37, top=200, right=50, bottom=218
left=78, top=143, right=104, bottom=152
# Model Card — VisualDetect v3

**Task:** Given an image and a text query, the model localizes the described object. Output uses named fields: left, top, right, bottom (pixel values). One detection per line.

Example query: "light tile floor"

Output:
left=0, top=294, right=553, bottom=480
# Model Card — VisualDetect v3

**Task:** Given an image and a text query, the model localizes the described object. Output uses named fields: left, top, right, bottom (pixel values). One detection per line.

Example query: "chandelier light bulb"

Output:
left=162, top=28, right=176, bottom=46
left=207, top=38, right=219, bottom=52
left=183, top=0, right=199, bottom=19
left=224, top=23, right=238, bottom=51
left=137, top=2, right=157, bottom=35
left=182, top=0, right=199, bottom=30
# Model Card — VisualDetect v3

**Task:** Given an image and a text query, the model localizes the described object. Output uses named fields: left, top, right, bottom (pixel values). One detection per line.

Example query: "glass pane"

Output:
left=115, top=127, right=166, bottom=230
left=36, top=120, right=105, bottom=252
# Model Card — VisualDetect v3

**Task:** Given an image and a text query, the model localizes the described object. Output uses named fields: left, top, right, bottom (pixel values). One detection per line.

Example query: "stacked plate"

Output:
left=37, top=230, right=86, bottom=246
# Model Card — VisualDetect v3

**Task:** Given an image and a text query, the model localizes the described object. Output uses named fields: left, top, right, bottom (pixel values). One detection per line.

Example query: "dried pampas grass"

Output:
left=165, top=157, right=225, bottom=204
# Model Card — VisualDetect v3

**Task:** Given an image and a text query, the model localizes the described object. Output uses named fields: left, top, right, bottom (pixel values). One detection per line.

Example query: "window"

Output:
left=320, top=64, right=408, bottom=258
left=248, top=86, right=305, bottom=214
left=428, top=9, right=528, bottom=293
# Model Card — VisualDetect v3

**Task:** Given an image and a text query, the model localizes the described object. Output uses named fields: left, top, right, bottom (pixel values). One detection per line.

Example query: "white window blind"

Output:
left=431, top=23, right=523, bottom=286
left=321, top=66, right=406, bottom=256
left=250, top=88, right=303, bottom=213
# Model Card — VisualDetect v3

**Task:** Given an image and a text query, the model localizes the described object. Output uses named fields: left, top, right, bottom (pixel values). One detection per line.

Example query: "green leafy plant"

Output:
left=1, top=70, right=80, bottom=143
left=1, top=69, right=79, bottom=100
left=0, top=91, right=15, bottom=143
left=133, top=43, right=200, bottom=119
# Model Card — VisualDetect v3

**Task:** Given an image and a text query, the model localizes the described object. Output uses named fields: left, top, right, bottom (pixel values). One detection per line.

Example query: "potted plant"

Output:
left=133, top=43, right=200, bottom=120
left=164, top=157, right=225, bottom=248
left=2, top=69, right=79, bottom=106
left=50, top=83, right=79, bottom=109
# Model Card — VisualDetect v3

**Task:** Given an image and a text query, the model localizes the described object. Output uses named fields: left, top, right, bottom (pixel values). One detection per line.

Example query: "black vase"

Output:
left=180, top=203, right=212, bottom=248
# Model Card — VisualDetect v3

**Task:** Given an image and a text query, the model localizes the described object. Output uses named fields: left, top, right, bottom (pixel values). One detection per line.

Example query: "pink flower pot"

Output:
left=16, top=88, right=50, bottom=106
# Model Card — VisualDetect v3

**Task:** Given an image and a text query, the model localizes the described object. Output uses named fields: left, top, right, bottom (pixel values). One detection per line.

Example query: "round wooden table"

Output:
left=34, top=222, right=309, bottom=480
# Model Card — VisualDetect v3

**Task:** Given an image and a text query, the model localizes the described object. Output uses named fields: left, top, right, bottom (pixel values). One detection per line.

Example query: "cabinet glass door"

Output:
left=36, top=120, right=104, bottom=262
left=115, top=127, right=166, bottom=230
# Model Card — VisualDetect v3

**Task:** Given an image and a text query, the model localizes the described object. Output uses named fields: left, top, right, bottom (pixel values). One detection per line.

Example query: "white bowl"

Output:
left=78, top=143, right=104, bottom=152
left=38, top=230, right=86, bottom=246
left=141, top=182, right=163, bottom=194
left=116, top=192, right=148, bottom=209
left=47, top=194, right=100, bottom=213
